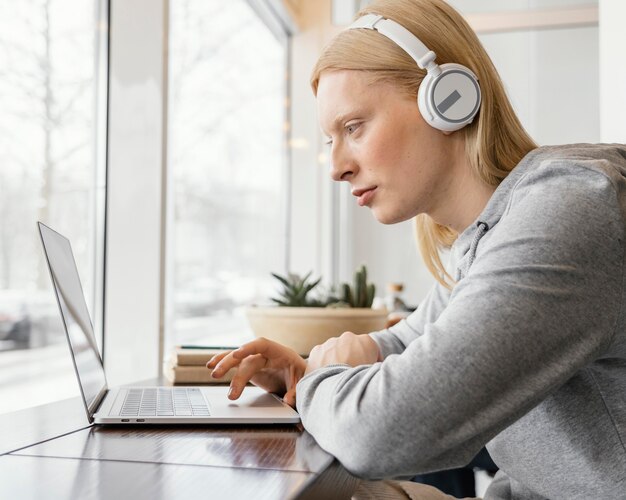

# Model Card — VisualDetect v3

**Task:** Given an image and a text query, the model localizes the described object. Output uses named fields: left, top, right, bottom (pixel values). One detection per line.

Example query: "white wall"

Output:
left=599, top=0, right=626, bottom=142
left=479, top=26, right=599, bottom=146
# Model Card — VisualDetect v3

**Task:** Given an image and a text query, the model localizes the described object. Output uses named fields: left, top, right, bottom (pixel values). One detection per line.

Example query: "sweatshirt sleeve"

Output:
left=369, top=282, right=451, bottom=358
left=295, top=163, right=624, bottom=479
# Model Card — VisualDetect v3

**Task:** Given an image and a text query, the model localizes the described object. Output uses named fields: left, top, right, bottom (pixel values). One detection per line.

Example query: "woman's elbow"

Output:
left=326, top=430, right=479, bottom=480
left=336, top=451, right=388, bottom=479
left=326, top=432, right=409, bottom=479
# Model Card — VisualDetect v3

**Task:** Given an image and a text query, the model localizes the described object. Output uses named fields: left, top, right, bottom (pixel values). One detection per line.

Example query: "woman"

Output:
left=208, top=0, right=626, bottom=498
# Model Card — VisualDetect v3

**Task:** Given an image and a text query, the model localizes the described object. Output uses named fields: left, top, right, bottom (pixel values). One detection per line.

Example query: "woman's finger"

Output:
left=232, top=337, right=292, bottom=361
left=212, top=351, right=244, bottom=377
left=227, top=354, right=267, bottom=400
left=283, top=387, right=297, bottom=409
left=206, top=350, right=232, bottom=369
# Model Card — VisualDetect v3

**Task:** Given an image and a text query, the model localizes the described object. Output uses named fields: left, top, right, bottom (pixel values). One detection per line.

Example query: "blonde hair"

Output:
left=311, top=0, right=536, bottom=288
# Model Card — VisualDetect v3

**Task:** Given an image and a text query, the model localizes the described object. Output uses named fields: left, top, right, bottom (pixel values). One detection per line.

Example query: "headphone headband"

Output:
left=349, top=14, right=438, bottom=72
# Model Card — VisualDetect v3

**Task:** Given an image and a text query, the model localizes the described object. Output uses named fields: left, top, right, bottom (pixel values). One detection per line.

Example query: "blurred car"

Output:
left=0, top=290, right=32, bottom=348
left=0, top=290, right=64, bottom=350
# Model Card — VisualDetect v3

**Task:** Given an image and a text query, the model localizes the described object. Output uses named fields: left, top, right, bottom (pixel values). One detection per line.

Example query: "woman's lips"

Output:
left=354, top=187, right=377, bottom=207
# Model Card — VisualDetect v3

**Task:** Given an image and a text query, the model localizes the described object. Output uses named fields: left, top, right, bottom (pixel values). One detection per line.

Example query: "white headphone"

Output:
left=349, top=14, right=481, bottom=132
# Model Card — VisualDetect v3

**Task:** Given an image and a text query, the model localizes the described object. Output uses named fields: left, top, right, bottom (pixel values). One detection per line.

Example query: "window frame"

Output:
left=104, top=0, right=169, bottom=386
left=104, top=0, right=295, bottom=384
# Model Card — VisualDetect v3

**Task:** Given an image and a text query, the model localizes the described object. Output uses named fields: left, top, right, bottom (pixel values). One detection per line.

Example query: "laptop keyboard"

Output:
left=120, top=388, right=210, bottom=417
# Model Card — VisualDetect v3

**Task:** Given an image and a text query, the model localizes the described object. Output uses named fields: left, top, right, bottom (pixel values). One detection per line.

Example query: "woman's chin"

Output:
left=371, top=208, right=409, bottom=225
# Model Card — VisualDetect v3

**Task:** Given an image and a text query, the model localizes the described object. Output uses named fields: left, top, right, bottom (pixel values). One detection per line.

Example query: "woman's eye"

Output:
left=346, top=123, right=359, bottom=134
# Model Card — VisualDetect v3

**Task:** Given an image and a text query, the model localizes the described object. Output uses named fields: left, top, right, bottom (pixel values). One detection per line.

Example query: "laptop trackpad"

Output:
left=201, top=386, right=293, bottom=418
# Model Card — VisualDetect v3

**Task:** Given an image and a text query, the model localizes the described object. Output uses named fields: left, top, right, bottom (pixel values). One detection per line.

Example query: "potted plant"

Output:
left=245, top=266, right=388, bottom=355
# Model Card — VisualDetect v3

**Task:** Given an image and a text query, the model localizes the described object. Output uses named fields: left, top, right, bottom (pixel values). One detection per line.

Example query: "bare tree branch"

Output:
left=50, top=79, right=91, bottom=122
left=51, top=139, right=90, bottom=166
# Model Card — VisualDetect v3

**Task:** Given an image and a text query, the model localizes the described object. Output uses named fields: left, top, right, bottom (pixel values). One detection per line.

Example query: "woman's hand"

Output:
left=207, top=338, right=307, bottom=408
left=305, top=332, right=381, bottom=375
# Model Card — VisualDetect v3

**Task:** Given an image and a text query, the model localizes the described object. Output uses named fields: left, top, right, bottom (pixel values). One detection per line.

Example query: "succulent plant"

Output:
left=339, top=265, right=376, bottom=308
left=270, top=271, right=324, bottom=307
left=270, top=265, right=376, bottom=308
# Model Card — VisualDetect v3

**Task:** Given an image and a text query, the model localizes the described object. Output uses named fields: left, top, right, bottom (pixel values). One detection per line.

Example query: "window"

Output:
left=0, top=0, right=108, bottom=414
left=166, top=0, right=289, bottom=350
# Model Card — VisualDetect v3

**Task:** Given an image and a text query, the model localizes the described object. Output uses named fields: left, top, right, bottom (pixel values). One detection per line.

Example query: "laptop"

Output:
left=38, top=222, right=300, bottom=425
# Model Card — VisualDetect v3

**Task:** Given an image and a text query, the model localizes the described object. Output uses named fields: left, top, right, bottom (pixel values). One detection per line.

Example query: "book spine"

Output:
left=164, top=363, right=235, bottom=384
left=174, top=350, right=234, bottom=366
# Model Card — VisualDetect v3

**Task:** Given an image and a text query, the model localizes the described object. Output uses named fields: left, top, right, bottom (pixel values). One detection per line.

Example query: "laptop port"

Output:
left=121, top=419, right=129, bottom=422
left=137, top=419, right=145, bottom=422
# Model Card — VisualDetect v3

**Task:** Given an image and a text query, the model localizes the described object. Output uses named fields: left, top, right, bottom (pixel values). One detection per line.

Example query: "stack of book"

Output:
left=165, top=346, right=238, bottom=384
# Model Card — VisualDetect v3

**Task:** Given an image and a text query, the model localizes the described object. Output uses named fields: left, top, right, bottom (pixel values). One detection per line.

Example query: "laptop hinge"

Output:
left=88, top=386, right=109, bottom=423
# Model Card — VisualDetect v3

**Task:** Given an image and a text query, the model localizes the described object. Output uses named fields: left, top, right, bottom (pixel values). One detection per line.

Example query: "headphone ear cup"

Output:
left=417, top=63, right=481, bottom=132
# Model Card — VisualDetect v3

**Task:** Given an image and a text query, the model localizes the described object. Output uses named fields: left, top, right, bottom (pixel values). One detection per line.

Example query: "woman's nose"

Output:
left=329, top=145, right=356, bottom=182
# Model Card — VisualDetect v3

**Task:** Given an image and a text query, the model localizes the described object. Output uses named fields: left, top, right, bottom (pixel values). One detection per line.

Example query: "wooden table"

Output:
left=0, top=384, right=358, bottom=499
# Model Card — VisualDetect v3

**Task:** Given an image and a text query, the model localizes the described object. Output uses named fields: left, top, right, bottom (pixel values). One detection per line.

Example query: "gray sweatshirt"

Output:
left=296, top=144, right=626, bottom=499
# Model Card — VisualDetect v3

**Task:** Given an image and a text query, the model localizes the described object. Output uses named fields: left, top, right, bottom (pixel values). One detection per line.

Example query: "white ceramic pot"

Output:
left=245, top=306, right=388, bottom=356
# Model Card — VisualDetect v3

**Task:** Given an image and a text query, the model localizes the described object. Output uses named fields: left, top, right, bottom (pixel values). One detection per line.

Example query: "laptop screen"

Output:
left=38, top=222, right=107, bottom=418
